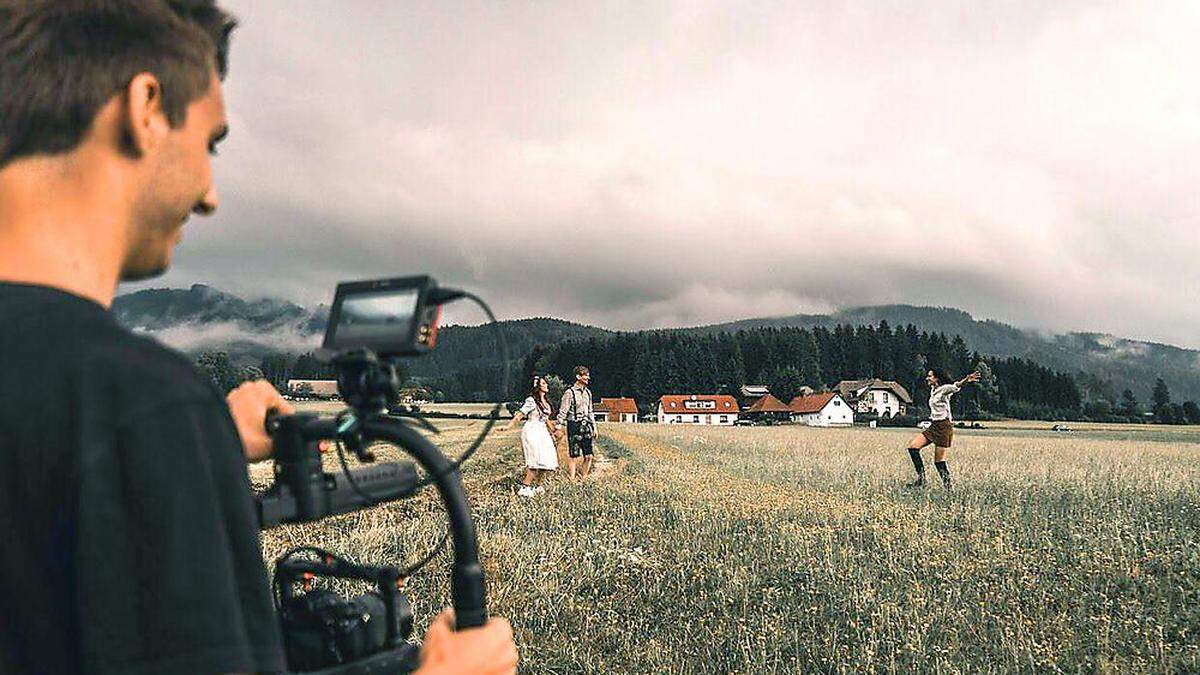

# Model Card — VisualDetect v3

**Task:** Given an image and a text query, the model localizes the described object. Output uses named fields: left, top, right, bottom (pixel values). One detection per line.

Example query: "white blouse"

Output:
left=519, top=396, right=552, bottom=423
left=929, top=384, right=960, bottom=421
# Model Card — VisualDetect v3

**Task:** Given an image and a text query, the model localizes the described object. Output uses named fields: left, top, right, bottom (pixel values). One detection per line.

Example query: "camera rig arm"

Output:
left=257, top=411, right=488, bottom=629
left=254, top=276, right=508, bottom=672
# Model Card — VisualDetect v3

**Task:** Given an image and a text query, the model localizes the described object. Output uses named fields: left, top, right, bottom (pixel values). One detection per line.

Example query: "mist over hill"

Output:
left=112, top=286, right=1200, bottom=402
left=112, top=284, right=329, bottom=363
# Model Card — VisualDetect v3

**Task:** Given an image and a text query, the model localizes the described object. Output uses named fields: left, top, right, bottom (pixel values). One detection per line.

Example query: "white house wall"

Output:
left=791, top=397, right=854, bottom=427
left=819, top=404, right=854, bottom=426
left=656, top=407, right=736, bottom=425
left=862, top=390, right=905, bottom=417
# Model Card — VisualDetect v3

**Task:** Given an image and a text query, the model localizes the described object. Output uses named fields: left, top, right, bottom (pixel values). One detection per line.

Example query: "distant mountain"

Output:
left=113, top=288, right=1200, bottom=402
left=112, top=284, right=329, bottom=363
left=111, top=285, right=611, bottom=380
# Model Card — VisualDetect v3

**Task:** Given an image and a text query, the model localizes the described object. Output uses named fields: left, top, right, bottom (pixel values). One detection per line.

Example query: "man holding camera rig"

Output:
left=0, top=1, right=516, bottom=673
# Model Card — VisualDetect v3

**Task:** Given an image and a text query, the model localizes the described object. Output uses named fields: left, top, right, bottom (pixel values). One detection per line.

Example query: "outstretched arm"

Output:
left=508, top=398, right=538, bottom=430
left=956, top=371, right=982, bottom=388
left=503, top=412, right=525, bottom=431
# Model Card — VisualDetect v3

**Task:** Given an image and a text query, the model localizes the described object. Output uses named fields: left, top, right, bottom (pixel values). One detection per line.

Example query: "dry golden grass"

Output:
left=257, top=412, right=1200, bottom=673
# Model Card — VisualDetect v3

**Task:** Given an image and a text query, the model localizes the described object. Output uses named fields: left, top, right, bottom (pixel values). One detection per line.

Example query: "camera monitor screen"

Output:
left=335, top=288, right=419, bottom=341
left=322, top=276, right=438, bottom=356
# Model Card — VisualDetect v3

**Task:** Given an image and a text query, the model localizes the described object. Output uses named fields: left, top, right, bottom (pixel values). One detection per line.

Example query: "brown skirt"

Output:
left=922, top=419, right=954, bottom=448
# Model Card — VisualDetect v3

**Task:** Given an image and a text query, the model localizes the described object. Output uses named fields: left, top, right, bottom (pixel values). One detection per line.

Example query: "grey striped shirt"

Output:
left=557, top=384, right=593, bottom=423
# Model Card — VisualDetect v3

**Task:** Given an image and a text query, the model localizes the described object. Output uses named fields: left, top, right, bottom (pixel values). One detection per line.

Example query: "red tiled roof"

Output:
left=659, top=395, right=739, bottom=413
left=597, top=397, right=638, bottom=415
left=745, top=394, right=791, bottom=413
left=789, top=392, right=838, bottom=414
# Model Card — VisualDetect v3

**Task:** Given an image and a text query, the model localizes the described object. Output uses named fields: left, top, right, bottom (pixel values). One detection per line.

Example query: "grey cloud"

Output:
left=123, top=1, right=1200, bottom=348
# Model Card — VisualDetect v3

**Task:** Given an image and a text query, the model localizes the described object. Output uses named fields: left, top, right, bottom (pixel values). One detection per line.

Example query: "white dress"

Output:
left=519, top=397, right=559, bottom=470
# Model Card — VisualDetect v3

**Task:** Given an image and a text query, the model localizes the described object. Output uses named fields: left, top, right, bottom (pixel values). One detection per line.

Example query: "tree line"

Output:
left=524, top=322, right=1199, bottom=423
left=189, top=320, right=1200, bottom=424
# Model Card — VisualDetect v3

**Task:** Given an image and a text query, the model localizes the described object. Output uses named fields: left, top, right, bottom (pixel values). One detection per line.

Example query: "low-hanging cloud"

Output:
left=131, top=320, right=322, bottom=355
left=122, top=1, right=1200, bottom=348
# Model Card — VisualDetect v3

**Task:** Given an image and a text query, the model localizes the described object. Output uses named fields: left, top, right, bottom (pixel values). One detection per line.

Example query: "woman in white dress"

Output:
left=504, top=375, right=561, bottom=497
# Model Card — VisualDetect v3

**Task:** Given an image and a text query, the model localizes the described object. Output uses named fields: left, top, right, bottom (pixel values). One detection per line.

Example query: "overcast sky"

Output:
left=121, top=1, right=1200, bottom=348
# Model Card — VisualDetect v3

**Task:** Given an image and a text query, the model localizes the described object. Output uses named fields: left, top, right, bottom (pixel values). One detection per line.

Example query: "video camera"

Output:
left=256, top=275, right=507, bottom=674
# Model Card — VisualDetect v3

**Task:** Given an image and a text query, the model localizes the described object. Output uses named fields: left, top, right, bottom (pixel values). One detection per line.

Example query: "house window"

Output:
left=720, top=416, right=728, bottom=423
left=693, top=415, right=700, bottom=423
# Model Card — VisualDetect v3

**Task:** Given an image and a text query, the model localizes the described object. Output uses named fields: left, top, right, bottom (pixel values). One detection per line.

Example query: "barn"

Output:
left=743, top=394, right=793, bottom=423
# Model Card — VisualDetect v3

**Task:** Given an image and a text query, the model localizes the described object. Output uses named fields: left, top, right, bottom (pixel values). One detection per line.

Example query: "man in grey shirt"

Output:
left=557, top=365, right=595, bottom=480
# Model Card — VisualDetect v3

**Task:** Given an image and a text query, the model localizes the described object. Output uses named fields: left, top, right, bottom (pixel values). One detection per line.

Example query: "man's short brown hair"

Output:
left=574, top=366, right=590, bottom=378
left=0, top=0, right=236, bottom=168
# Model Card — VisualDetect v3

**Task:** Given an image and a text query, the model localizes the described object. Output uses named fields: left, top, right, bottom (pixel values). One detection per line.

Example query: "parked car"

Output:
left=733, top=419, right=754, bottom=427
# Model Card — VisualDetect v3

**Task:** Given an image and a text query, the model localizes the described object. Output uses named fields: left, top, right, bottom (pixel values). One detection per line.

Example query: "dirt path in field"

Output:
left=537, top=428, right=625, bottom=479
left=587, top=454, right=627, bottom=479
left=552, top=434, right=628, bottom=481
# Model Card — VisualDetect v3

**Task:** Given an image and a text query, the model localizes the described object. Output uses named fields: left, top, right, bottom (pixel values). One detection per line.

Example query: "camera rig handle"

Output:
left=258, top=411, right=488, bottom=631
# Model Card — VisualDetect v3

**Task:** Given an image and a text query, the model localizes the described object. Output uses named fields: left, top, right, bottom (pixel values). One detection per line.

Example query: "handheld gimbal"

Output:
left=255, top=276, right=507, bottom=674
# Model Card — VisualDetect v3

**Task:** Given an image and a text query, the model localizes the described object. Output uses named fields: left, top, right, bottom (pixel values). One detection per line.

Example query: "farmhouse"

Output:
left=789, top=392, right=854, bottom=427
left=743, top=394, right=792, bottom=423
left=287, top=379, right=339, bottom=399
left=835, top=379, right=912, bottom=418
left=595, top=397, right=639, bottom=423
left=658, top=395, right=739, bottom=425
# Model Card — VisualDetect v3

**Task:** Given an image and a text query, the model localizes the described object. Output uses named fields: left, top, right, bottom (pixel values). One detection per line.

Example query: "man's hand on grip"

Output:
left=415, top=611, right=518, bottom=675
left=226, top=380, right=294, bottom=462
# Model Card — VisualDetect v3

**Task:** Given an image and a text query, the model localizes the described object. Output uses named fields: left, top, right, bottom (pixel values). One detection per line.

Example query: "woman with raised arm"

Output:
left=504, top=375, right=561, bottom=497
left=905, top=368, right=981, bottom=489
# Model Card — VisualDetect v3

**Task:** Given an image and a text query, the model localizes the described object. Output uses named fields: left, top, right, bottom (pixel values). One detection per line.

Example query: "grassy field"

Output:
left=256, top=411, right=1200, bottom=673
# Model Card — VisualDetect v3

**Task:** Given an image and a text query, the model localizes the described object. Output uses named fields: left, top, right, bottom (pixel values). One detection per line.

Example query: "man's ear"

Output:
left=120, top=73, right=170, bottom=159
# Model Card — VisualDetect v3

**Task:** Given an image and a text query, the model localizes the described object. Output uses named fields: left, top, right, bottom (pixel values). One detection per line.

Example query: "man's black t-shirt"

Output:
left=0, top=283, right=285, bottom=674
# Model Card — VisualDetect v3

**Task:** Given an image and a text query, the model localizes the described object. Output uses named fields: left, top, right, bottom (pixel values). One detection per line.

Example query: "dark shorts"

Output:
left=922, top=419, right=954, bottom=448
left=567, top=420, right=594, bottom=458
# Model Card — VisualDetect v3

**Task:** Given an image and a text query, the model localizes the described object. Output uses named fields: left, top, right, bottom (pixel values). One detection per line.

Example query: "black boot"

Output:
left=935, top=461, right=951, bottom=489
left=906, top=448, right=926, bottom=488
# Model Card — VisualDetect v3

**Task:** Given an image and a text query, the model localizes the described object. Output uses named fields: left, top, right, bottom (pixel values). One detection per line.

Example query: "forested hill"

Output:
left=691, top=306, right=1033, bottom=355
left=111, top=286, right=1200, bottom=403
left=398, top=317, right=611, bottom=386
left=690, top=306, right=1200, bottom=402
